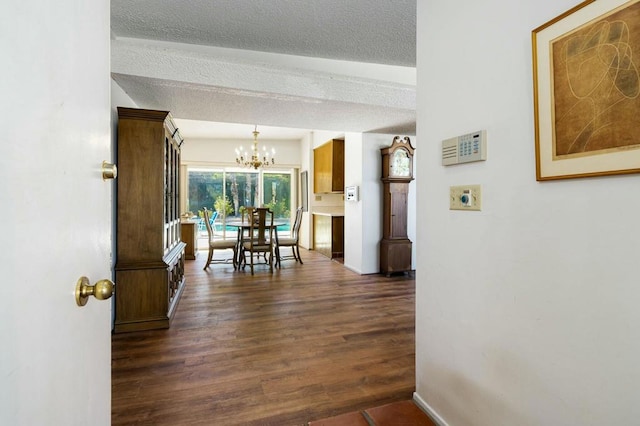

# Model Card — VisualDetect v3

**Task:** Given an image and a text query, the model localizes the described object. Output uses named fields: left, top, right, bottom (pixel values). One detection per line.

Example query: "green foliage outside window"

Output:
left=188, top=169, right=291, bottom=221
left=188, top=170, right=225, bottom=215
left=263, top=173, right=291, bottom=218
left=214, top=195, right=233, bottom=219
left=264, top=200, right=289, bottom=218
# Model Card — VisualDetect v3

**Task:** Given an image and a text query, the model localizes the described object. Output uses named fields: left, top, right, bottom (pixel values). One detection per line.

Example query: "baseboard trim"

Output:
left=342, top=263, right=363, bottom=274
left=413, top=392, right=449, bottom=426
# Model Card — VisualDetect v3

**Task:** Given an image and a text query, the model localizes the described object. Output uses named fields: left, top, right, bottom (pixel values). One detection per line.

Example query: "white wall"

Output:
left=416, top=1, right=640, bottom=425
left=112, top=81, right=139, bottom=110
left=182, top=137, right=302, bottom=167
left=111, top=82, right=139, bottom=146
left=299, top=133, right=313, bottom=249
left=343, top=133, right=364, bottom=272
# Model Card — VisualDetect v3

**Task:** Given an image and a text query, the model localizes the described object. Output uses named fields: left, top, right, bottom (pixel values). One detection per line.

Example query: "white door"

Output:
left=0, top=1, right=112, bottom=425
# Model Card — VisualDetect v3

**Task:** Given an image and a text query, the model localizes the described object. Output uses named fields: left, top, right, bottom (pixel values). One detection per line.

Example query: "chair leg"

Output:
left=204, top=247, right=214, bottom=270
left=294, top=244, right=303, bottom=264
left=232, top=247, right=238, bottom=270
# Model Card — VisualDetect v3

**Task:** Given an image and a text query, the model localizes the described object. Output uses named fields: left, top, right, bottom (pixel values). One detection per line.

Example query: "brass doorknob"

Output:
left=75, top=276, right=114, bottom=306
left=102, top=161, right=118, bottom=180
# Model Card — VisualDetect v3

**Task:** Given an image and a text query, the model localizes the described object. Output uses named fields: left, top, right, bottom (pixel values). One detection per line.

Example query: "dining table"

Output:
left=225, top=219, right=288, bottom=269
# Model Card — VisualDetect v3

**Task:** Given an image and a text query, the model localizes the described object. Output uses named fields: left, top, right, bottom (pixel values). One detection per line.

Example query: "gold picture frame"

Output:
left=532, top=0, right=640, bottom=180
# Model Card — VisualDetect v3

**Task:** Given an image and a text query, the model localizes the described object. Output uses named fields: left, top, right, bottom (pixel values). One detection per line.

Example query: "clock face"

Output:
left=391, top=148, right=411, bottom=177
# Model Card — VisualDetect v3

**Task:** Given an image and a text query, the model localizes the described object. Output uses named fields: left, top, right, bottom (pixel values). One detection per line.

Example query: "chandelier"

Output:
left=235, top=125, right=275, bottom=169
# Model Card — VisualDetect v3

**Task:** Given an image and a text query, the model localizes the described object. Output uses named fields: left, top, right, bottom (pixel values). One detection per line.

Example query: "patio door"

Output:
left=187, top=168, right=293, bottom=235
left=263, top=171, right=293, bottom=232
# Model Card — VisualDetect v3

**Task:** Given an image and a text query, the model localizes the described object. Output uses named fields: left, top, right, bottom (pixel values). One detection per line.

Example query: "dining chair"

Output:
left=241, top=206, right=256, bottom=224
left=202, top=207, right=237, bottom=270
left=240, top=207, right=274, bottom=275
left=275, top=206, right=304, bottom=268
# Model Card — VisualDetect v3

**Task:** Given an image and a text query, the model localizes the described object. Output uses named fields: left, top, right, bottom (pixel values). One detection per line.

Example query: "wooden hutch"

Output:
left=114, top=107, right=186, bottom=333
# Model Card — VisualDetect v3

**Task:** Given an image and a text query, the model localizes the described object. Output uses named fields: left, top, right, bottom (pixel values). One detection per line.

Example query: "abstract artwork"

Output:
left=533, top=0, right=640, bottom=180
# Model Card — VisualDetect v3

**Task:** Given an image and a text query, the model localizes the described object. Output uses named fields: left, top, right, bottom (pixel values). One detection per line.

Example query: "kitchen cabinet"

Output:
left=313, top=213, right=344, bottom=258
left=313, top=139, right=344, bottom=193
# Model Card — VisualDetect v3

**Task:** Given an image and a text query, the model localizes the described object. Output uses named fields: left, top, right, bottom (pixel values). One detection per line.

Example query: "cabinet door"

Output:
left=331, top=216, right=344, bottom=257
left=313, top=140, right=344, bottom=193
left=330, top=140, right=344, bottom=192
left=313, top=215, right=331, bottom=257
left=313, top=143, right=332, bottom=193
left=313, top=215, right=344, bottom=258
left=163, top=130, right=182, bottom=252
left=386, top=183, right=408, bottom=239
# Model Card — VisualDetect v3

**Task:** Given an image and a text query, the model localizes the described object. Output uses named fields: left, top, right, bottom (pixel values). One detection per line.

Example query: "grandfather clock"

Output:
left=380, top=136, right=415, bottom=276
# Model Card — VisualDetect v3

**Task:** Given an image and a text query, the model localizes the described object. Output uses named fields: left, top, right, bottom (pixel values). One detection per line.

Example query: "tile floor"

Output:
left=308, top=400, right=436, bottom=426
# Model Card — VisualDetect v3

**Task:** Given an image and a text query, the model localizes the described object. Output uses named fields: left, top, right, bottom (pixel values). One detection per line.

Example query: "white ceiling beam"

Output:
left=111, top=38, right=415, bottom=111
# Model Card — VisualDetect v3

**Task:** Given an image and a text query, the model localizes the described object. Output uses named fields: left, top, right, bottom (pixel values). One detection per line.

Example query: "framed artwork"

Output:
left=532, top=0, right=640, bottom=180
left=300, top=171, right=308, bottom=212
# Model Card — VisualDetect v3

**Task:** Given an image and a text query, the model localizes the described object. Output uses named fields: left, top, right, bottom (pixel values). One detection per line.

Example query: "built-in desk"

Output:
left=312, top=210, right=344, bottom=259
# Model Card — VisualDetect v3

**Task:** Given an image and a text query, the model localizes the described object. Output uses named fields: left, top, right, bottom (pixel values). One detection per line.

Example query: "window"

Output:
left=187, top=168, right=225, bottom=215
left=263, top=172, right=291, bottom=220
left=187, top=167, right=293, bottom=236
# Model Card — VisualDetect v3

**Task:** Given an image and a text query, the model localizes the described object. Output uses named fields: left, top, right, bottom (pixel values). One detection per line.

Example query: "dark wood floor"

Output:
left=112, top=248, right=416, bottom=426
left=310, top=400, right=436, bottom=426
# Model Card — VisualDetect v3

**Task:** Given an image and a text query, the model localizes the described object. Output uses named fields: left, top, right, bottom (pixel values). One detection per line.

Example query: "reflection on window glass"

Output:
left=263, top=172, right=291, bottom=219
left=226, top=171, right=258, bottom=217
left=187, top=169, right=224, bottom=215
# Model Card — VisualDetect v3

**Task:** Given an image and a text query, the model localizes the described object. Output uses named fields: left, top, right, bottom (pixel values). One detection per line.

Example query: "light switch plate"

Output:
left=450, top=185, right=482, bottom=211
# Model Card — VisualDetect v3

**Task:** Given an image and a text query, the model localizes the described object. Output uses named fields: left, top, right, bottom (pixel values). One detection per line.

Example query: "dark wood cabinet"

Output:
left=313, top=139, right=344, bottom=193
left=114, top=107, right=186, bottom=333
left=313, top=214, right=344, bottom=258
left=380, top=137, right=414, bottom=276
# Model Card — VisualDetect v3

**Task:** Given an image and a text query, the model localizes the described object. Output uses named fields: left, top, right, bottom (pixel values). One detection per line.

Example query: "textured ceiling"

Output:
left=111, top=0, right=416, bottom=138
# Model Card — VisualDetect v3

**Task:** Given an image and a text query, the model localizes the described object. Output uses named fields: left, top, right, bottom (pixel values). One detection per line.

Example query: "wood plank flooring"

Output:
left=112, top=248, right=416, bottom=426
left=310, top=400, right=436, bottom=426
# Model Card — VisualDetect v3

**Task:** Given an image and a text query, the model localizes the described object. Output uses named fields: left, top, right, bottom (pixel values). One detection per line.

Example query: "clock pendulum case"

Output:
left=380, top=136, right=415, bottom=276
